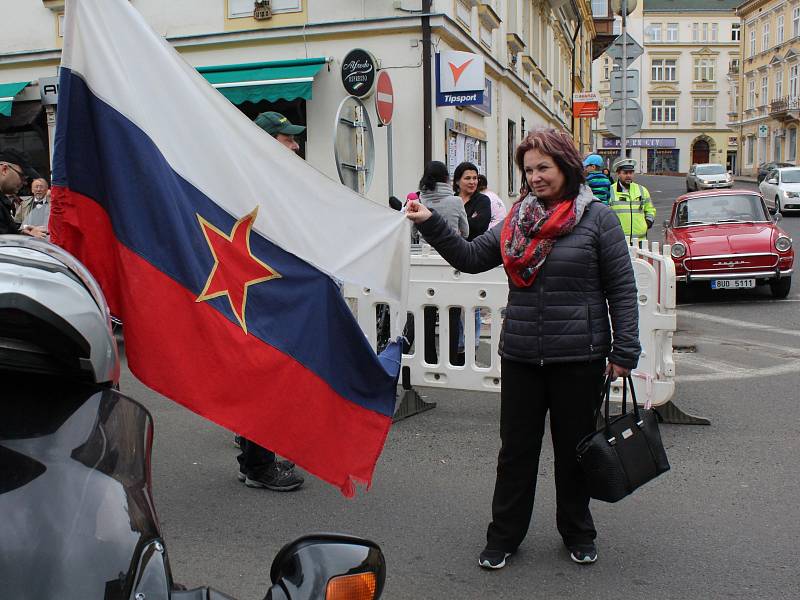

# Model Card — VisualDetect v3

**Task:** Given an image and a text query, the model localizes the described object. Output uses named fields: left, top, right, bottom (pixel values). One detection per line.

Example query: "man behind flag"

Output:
left=50, top=0, right=410, bottom=497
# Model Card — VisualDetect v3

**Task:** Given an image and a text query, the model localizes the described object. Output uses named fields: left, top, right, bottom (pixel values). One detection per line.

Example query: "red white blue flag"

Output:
left=51, top=0, right=409, bottom=496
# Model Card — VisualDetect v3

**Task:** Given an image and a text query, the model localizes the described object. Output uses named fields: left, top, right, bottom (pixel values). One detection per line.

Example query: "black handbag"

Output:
left=576, top=375, right=670, bottom=503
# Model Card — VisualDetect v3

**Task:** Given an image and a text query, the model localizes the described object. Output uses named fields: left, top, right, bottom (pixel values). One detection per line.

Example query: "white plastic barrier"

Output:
left=344, top=241, right=676, bottom=406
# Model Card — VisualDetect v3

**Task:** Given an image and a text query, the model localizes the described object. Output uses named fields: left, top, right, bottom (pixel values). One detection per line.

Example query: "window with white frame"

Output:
left=750, top=29, right=756, bottom=57
left=790, top=64, right=799, bottom=97
left=667, top=23, right=678, bottom=42
left=730, top=58, right=740, bottom=74
left=692, top=22, right=699, bottom=42
left=651, top=98, right=677, bottom=123
left=795, top=7, right=800, bottom=37
left=603, top=57, right=610, bottom=80
left=778, top=15, right=785, bottom=43
left=229, top=0, right=301, bottom=17
left=732, top=23, right=741, bottom=41
left=480, top=24, right=493, bottom=48
left=776, top=70, right=784, bottom=99
left=591, top=0, right=608, bottom=17
left=651, top=59, right=677, bottom=81
left=763, top=22, right=770, bottom=51
left=693, top=98, right=715, bottom=122
left=456, top=0, right=472, bottom=27
left=693, top=58, right=715, bottom=82
left=731, top=83, right=739, bottom=112
left=762, top=75, right=768, bottom=103
left=712, top=23, right=718, bottom=42
left=648, top=23, right=663, bottom=42
left=703, top=22, right=709, bottom=41
left=748, top=78, right=756, bottom=108
left=789, top=128, right=797, bottom=161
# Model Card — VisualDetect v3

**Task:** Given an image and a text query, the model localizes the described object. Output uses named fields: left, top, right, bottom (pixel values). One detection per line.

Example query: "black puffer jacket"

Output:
left=417, top=186, right=641, bottom=369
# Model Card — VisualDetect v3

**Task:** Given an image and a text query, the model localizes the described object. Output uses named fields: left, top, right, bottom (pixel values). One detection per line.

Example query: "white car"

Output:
left=686, top=163, right=733, bottom=191
left=759, top=166, right=800, bottom=213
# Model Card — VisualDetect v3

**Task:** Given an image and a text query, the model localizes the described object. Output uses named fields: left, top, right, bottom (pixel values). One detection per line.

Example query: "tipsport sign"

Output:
left=436, top=51, right=485, bottom=107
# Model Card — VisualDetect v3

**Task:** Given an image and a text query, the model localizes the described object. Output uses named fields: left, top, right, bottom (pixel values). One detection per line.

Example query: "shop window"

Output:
left=788, top=128, right=797, bottom=161
left=746, top=136, right=754, bottom=166
left=228, top=0, right=301, bottom=18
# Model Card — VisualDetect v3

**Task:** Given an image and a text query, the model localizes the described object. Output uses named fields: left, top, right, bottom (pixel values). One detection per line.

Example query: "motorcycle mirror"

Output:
left=264, top=533, right=386, bottom=600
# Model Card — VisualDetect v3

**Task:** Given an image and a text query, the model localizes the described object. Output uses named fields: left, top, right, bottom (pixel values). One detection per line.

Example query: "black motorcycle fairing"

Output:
left=0, top=373, right=173, bottom=599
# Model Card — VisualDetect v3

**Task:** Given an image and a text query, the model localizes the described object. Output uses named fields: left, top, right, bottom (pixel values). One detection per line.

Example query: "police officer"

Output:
left=609, top=158, right=656, bottom=243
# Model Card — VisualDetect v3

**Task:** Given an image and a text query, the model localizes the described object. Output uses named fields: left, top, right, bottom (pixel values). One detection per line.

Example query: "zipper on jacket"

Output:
left=538, top=283, right=544, bottom=366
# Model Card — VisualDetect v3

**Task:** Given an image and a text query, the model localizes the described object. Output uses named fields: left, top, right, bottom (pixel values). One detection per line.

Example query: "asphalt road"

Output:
left=120, top=175, right=800, bottom=599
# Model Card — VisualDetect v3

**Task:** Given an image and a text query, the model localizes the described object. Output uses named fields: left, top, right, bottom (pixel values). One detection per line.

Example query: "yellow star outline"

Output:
left=196, top=207, right=281, bottom=334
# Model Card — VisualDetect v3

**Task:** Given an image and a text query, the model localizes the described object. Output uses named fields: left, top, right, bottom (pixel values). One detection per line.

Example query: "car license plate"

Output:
left=710, top=279, right=756, bottom=289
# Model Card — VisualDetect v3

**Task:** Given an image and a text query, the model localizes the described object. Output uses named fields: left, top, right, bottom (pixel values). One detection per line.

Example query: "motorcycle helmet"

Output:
left=0, top=236, right=119, bottom=385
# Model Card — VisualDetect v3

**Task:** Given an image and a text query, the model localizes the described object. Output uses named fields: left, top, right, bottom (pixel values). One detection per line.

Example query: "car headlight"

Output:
left=775, top=236, right=792, bottom=252
left=784, top=190, right=800, bottom=198
left=671, top=242, right=687, bottom=258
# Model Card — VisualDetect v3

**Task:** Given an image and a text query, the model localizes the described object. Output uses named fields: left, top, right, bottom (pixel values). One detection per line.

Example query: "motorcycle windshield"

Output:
left=0, top=373, right=161, bottom=599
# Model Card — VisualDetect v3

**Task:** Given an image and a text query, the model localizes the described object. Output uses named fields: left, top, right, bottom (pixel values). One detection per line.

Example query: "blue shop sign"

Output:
left=602, top=137, right=676, bottom=148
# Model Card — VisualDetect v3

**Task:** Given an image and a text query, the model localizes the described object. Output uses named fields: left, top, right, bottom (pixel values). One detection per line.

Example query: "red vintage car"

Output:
left=664, top=189, right=794, bottom=299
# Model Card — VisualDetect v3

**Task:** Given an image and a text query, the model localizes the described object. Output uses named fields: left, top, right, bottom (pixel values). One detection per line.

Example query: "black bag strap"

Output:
left=597, top=375, right=643, bottom=442
left=622, top=375, right=642, bottom=422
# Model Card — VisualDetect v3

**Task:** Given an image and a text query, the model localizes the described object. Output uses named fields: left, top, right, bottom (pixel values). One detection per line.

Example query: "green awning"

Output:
left=0, top=81, right=30, bottom=117
left=197, top=57, right=326, bottom=105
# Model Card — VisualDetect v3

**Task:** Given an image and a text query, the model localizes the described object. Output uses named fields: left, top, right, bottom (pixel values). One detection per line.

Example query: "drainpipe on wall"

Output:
left=569, top=2, right=582, bottom=138
left=422, top=0, right=433, bottom=165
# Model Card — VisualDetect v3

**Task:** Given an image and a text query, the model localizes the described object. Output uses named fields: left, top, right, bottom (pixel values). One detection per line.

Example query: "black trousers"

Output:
left=486, top=358, right=606, bottom=551
left=237, top=439, right=275, bottom=473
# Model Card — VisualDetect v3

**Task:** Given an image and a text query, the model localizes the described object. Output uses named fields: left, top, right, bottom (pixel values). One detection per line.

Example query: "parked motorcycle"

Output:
left=0, top=237, right=386, bottom=600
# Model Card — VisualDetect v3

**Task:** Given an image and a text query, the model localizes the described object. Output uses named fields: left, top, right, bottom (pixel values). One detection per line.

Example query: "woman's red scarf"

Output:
left=500, top=195, right=577, bottom=288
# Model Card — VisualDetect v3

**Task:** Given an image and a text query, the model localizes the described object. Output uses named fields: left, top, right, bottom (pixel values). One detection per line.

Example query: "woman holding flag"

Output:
left=405, top=128, right=640, bottom=569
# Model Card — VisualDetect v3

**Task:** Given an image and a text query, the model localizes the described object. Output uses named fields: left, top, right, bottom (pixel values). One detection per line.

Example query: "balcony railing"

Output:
left=771, top=96, right=800, bottom=115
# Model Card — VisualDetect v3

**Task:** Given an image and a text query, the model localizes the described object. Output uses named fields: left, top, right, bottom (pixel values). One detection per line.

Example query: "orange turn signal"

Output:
left=325, top=572, right=377, bottom=600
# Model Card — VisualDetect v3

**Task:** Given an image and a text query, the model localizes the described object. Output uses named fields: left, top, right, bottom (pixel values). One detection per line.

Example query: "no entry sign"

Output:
left=375, top=70, right=394, bottom=126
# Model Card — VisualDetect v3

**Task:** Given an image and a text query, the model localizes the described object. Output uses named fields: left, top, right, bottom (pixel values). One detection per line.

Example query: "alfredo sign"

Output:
left=436, top=50, right=485, bottom=107
left=341, top=49, right=378, bottom=98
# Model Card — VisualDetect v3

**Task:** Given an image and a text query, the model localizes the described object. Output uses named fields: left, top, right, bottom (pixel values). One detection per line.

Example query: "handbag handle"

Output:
left=599, top=375, right=642, bottom=443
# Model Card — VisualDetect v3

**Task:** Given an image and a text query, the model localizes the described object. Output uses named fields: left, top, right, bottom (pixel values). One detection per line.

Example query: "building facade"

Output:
left=592, top=0, right=740, bottom=174
left=734, top=0, right=800, bottom=177
left=0, top=0, right=597, bottom=210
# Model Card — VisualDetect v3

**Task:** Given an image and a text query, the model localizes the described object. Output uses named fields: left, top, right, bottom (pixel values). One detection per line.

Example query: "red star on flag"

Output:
left=196, top=208, right=281, bottom=333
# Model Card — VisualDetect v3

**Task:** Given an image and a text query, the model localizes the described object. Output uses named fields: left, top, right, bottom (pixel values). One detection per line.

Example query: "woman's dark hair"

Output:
left=418, top=160, right=450, bottom=192
left=514, top=128, right=585, bottom=200
left=452, top=161, right=479, bottom=194
left=476, top=174, right=488, bottom=191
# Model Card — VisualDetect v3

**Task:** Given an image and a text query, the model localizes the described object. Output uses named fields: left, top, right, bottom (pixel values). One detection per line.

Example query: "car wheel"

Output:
left=775, top=197, right=782, bottom=213
left=770, top=276, right=791, bottom=299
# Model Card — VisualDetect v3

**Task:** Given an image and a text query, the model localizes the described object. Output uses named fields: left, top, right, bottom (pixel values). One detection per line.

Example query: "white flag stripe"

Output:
left=377, top=92, right=393, bottom=103
left=61, top=0, right=409, bottom=300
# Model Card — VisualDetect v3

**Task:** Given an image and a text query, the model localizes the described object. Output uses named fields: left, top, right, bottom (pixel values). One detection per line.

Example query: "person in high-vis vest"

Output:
left=609, top=158, right=656, bottom=243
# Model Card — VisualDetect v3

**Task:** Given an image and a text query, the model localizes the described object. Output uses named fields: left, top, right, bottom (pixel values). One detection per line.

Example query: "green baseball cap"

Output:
left=254, top=111, right=306, bottom=137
